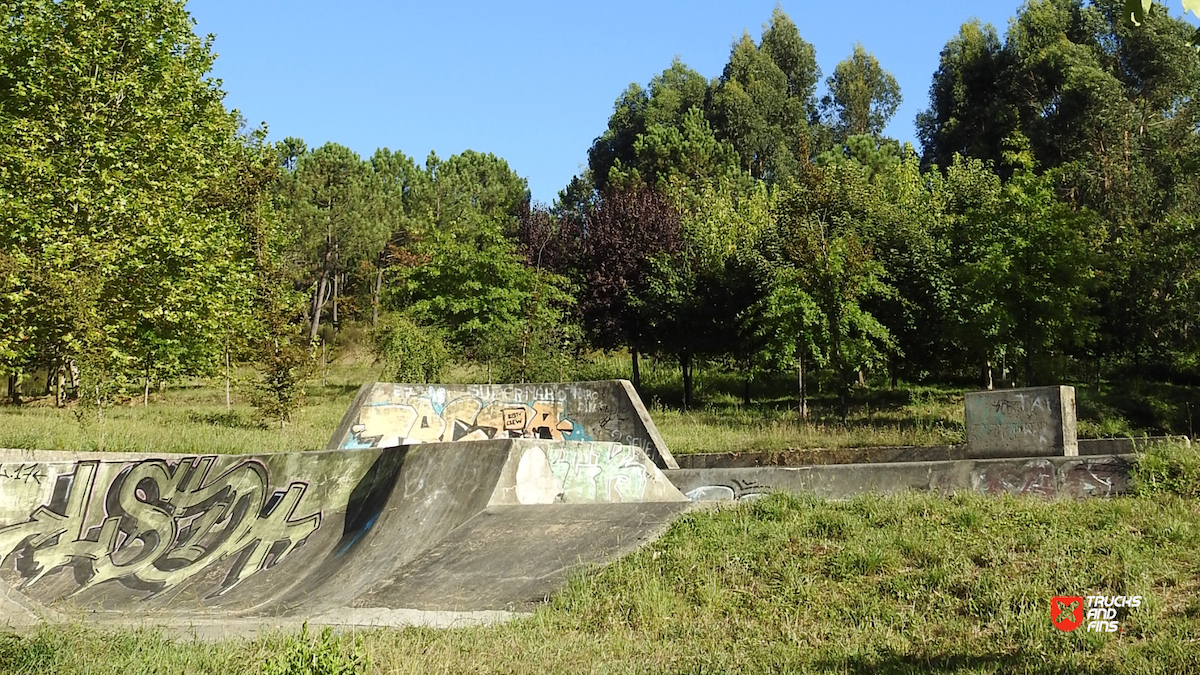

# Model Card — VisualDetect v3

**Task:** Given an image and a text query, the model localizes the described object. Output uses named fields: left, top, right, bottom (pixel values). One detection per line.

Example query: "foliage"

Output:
left=0, top=0, right=256, bottom=398
left=1131, top=439, right=1200, bottom=498
left=776, top=163, right=894, bottom=414
left=372, top=313, right=449, bottom=384
left=245, top=137, right=316, bottom=428
left=820, top=43, right=902, bottom=140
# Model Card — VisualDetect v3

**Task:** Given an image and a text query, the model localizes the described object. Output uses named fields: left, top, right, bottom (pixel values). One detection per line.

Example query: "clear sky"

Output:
left=186, top=1, right=1197, bottom=204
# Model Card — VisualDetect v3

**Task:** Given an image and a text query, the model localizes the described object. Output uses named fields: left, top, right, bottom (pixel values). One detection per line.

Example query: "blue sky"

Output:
left=187, top=1, right=1198, bottom=203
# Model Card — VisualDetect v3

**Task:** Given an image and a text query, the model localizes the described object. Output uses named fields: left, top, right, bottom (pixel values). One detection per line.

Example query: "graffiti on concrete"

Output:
left=964, top=386, right=1076, bottom=456
left=343, top=386, right=593, bottom=449
left=973, top=459, right=1058, bottom=497
left=547, top=443, right=648, bottom=502
left=684, top=478, right=768, bottom=502
left=966, top=393, right=1055, bottom=448
left=1060, top=460, right=1129, bottom=498
left=0, top=457, right=321, bottom=599
left=0, top=464, right=44, bottom=485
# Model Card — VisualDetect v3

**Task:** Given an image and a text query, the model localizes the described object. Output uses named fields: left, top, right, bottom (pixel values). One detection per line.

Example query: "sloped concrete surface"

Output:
left=0, top=439, right=690, bottom=630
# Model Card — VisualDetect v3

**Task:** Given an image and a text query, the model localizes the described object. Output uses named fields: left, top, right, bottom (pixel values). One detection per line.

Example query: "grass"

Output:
left=2, top=353, right=1196, bottom=456
left=0, top=363, right=379, bottom=454
left=3, top=485, right=1200, bottom=673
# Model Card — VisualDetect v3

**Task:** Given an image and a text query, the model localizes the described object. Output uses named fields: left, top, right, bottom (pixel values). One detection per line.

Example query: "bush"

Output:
left=372, top=314, right=449, bottom=383
left=1130, top=439, right=1200, bottom=498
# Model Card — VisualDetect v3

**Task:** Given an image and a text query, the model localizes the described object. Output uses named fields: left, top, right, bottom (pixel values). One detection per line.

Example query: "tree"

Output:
left=557, top=187, right=684, bottom=389
left=820, top=44, right=902, bottom=140
left=948, top=139, right=1103, bottom=386
left=0, top=0, right=258, bottom=404
left=915, top=20, right=1010, bottom=171
left=279, top=143, right=387, bottom=341
left=776, top=163, right=893, bottom=419
left=710, top=26, right=813, bottom=182
left=587, top=59, right=711, bottom=192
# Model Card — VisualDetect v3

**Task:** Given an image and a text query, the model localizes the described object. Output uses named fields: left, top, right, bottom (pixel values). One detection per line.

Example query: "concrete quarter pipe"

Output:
left=0, top=380, right=692, bottom=632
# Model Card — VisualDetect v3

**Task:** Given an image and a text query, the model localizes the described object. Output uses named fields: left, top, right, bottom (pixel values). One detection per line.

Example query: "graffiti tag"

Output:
left=0, top=463, right=44, bottom=485
left=0, top=457, right=321, bottom=599
left=344, top=388, right=592, bottom=449
left=547, top=444, right=648, bottom=502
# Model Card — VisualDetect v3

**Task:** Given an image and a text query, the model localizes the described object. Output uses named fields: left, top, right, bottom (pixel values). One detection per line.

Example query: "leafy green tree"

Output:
left=372, top=314, right=449, bottom=383
left=609, top=107, right=743, bottom=193
left=949, top=140, right=1103, bottom=386
left=587, top=59, right=711, bottom=192
left=915, top=20, right=1010, bottom=171
left=0, top=0, right=258, bottom=403
left=279, top=143, right=388, bottom=341
left=710, top=26, right=813, bottom=182
left=776, top=163, right=893, bottom=418
left=820, top=44, right=902, bottom=140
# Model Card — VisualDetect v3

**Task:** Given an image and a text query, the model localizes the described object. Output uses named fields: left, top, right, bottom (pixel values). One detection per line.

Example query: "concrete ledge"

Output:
left=666, top=454, right=1135, bottom=501
left=673, top=436, right=1184, bottom=469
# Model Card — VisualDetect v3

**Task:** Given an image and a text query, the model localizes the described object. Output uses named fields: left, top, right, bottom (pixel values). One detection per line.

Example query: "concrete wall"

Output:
left=0, top=440, right=686, bottom=625
left=667, top=455, right=1132, bottom=502
left=328, top=380, right=677, bottom=469
left=964, top=385, right=1078, bottom=457
left=674, top=436, right=1186, bottom=469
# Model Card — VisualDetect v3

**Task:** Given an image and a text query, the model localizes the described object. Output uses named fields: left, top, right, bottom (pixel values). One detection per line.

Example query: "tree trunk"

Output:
left=310, top=268, right=329, bottom=341
left=309, top=234, right=334, bottom=342
left=680, top=352, right=693, bottom=410
left=631, top=348, right=641, bottom=389
left=225, top=339, right=232, bottom=412
left=331, top=270, right=339, bottom=330
left=372, top=268, right=384, bottom=327
left=55, top=365, right=64, bottom=408
left=797, top=350, right=808, bottom=422
left=984, top=359, right=994, bottom=391
left=743, top=375, right=751, bottom=406
left=7, top=373, right=19, bottom=404
left=857, top=369, right=866, bottom=388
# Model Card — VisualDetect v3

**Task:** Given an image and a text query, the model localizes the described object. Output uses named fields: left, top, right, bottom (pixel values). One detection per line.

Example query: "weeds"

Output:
left=1131, top=440, right=1200, bottom=499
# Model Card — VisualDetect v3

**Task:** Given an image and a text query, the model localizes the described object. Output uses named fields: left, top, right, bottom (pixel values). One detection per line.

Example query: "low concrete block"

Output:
left=666, top=455, right=1133, bottom=502
left=964, top=385, right=1078, bottom=458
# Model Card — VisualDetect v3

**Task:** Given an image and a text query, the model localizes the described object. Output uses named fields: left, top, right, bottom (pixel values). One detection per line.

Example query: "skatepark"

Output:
left=0, top=379, right=1157, bottom=636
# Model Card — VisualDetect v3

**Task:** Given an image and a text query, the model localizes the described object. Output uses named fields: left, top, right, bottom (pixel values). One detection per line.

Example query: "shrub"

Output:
left=1130, top=439, right=1200, bottom=498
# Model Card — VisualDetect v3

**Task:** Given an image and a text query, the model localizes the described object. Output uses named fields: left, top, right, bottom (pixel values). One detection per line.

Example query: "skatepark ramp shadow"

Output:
left=0, top=380, right=692, bottom=634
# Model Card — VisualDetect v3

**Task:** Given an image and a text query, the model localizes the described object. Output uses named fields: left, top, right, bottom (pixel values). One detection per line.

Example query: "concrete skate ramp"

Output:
left=0, top=440, right=690, bottom=630
left=329, top=380, right=678, bottom=469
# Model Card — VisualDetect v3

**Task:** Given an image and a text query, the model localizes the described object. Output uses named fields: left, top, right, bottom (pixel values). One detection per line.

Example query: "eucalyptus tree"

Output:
left=710, top=10, right=819, bottom=183
left=820, top=44, right=902, bottom=141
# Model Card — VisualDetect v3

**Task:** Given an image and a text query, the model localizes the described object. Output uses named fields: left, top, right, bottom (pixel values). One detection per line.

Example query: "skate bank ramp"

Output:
left=330, top=380, right=677, bottom=469
left=0, top=440, right=690, bottom=631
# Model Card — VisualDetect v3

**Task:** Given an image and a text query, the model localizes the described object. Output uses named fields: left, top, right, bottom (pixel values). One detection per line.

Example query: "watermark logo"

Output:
left=1051, top=596, right=1084, bottom=631
left=1052, top=595, right=1142, bottom=632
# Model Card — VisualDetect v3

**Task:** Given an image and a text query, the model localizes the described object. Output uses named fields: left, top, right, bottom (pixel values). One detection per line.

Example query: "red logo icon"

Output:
left=1052, top=596, right=1085, bottom=631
